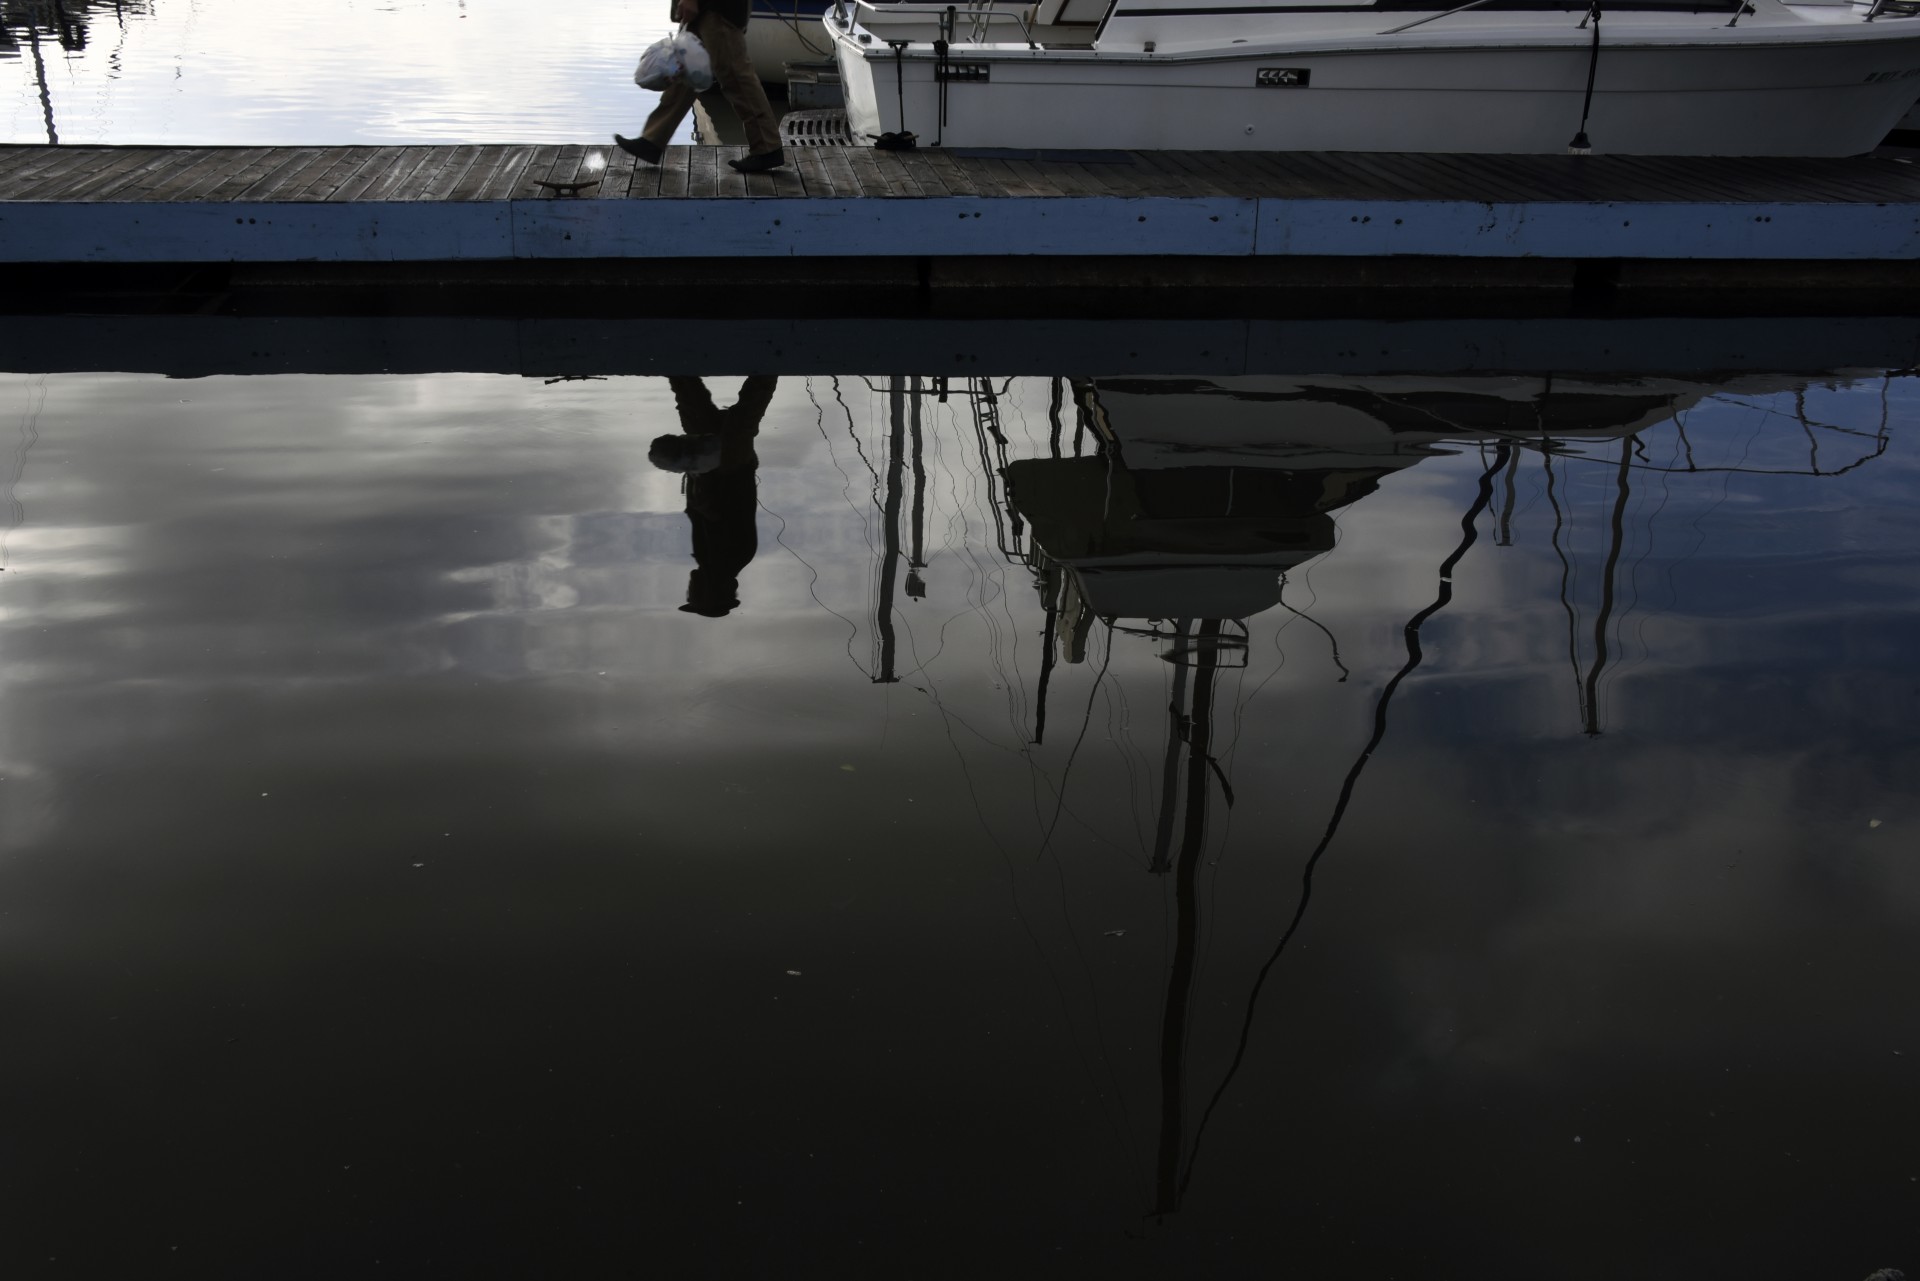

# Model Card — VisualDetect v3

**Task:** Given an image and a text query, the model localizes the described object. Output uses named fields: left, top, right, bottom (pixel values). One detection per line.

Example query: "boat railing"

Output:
left=1378, top=0, right=1501, bottom=34
left=835, top=0, right=1040, bottom=47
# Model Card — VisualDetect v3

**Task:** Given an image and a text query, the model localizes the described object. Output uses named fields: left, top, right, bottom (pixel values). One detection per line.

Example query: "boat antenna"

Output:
left=1568, top=0, right=1602, bottom=154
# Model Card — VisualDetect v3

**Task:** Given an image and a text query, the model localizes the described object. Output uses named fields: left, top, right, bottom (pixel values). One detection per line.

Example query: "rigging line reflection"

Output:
left=892, top=576, right=1135, bottom=863
left=1544, top=450, right=1588, bottom=720
left=1154, top=619, right=1222, bottom=1217
left=1626, top=427, right=1684, bottom=692
left=1275, top=572, right=1350, bottom=683
left=1583, top=434, right=1638, bottom=737
left=1498, top=440, right=1522, bottom=546
left=903, top=621, right=1151, bottom=1205
left=1177, top=443, right=1514, bottom=1207
left=758, top=497, right=873, bottom=679
left=1036, top=618, right=1119, bottom=864
left=870, top=387, right=1128, bottom=857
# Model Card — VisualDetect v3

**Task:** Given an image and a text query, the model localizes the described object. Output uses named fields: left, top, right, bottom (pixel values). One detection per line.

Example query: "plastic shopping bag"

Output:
left=634, top=31, right=714, bottom=93
left=677, top=32, right=713, bottom=92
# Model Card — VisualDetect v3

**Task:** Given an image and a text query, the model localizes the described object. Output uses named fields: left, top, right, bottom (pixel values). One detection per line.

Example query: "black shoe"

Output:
left=728, top=148, right=786, bottom=174
left=613, top=133, right=662, bottom=164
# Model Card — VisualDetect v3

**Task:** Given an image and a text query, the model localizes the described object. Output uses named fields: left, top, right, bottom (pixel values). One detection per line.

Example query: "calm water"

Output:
left=1, top=0, right=680, bottom=145
left=1, top=323, right=1917, bottom=1276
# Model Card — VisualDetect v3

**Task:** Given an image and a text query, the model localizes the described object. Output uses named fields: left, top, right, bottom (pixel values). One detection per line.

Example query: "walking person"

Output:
left=616, top=0, right=784, bottom=174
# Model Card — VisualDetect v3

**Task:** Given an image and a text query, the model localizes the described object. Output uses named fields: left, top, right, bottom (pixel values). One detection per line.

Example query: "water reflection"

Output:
left=652, top=375, right=776, bottom=618
left=0, top=0, right=146, bottom=56
left=0, top=349, right=1914, bottom=1274
left=868, top=370, right=1899, bottom=1221
left=2, top=0, right=680, bottom=146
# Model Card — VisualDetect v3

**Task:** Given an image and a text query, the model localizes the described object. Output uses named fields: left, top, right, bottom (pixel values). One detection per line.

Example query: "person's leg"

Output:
left=640, top=77, right=697, bottom=150
left=696, top=14, right=782, bottom=158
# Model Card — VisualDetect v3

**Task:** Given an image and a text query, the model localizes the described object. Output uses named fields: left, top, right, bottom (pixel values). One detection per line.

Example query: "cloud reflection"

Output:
left=0, top=363, right=1915, bottom=1273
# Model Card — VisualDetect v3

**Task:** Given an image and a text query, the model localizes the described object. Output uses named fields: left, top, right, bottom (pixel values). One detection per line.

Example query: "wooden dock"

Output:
left=4, top=142, right=1920, bottom=268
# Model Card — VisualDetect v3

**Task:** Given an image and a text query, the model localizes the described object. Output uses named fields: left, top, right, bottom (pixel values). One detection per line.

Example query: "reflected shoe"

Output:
left=613, top=133, right=663, bottom=165
left=728, top=148, right=786, bottom=174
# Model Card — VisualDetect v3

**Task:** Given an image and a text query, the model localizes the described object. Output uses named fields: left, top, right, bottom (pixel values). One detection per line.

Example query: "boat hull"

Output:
left=833, top=30, right=1920, bottom=154
left=748, top=1, right=838, bottom=83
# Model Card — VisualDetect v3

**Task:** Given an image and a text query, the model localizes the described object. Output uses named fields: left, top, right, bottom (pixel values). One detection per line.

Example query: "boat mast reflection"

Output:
left=843, top=366, right=1894, bottom=1221
left=2, top=0, right=146, bottom=145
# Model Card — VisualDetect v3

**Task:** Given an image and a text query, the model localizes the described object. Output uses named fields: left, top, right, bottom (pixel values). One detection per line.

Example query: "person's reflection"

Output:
left=648, top=376, right=777, bottom=618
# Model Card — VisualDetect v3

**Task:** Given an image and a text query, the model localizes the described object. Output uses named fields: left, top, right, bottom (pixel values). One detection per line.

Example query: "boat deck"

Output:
left=4, top=142, right=1920, bottom=264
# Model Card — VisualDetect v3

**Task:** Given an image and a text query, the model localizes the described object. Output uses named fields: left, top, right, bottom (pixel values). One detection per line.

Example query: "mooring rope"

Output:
left=1568, top=0, right=1603, bottom=153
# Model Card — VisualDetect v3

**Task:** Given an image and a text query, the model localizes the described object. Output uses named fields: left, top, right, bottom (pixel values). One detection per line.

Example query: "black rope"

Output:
left=893, top=40, right=907, bottom=128
left=1568, top=0, right=1602, bottom=154
left=873, top=40, right=918, bottom=150
left=935, top=5, right=955, bottom=147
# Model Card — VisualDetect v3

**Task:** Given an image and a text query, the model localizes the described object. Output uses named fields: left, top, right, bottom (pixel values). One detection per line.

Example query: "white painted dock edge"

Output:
left=4, top=195, right=1919, bottom=262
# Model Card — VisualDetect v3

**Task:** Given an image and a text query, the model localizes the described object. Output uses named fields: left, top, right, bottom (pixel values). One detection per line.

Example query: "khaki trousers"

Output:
left=640, top=13, right=782, bottom=156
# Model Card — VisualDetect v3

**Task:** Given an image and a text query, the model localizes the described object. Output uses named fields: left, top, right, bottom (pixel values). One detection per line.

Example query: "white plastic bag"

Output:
left=634, top=31, right=714, bottom=93
left=677, top=32, right=713, bottom=93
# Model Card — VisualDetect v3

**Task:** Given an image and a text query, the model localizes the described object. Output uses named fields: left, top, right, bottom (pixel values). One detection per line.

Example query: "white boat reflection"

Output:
left=847, top=367, right=1890, bottom=1218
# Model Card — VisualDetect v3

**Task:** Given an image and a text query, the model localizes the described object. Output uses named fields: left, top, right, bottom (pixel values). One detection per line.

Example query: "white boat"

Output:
left=824, top=0, right=1920, bottom=154
left=747, top=0, right=840, bottom=82
left=750, top=0, right=1093, bottom=83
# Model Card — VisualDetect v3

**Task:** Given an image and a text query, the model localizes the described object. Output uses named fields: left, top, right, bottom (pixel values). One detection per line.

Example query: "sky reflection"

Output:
left=2, top=0, right=680, bottom=145
left=0, top=360, right=1915, bottom=1276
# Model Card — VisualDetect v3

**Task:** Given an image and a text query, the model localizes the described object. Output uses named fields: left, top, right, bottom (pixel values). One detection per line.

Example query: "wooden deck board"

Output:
left=11, top=142, right=1920, bottom=205
left=841, top=146, right=893, bottom=197
left=864, top=148, right=913, bottom=196
left=112, top=148, right=231, bottom=202
left=26, top=147, right=162, bottom=201
left=259, top=146, right=335, bottom=198
left=819, top=146, right=862, bottom=197
left=597, top=146, right=643, bottom=201
left=658, top=145, right=690, bottom=198
left=920, top=150, right=982, bottom=197
left=895, top=150, right=951, bottom=197
left=2, top=146, right=109, bottom=195
left=335, top=145, right=431, bottom=202
left=789, top=147, right=836, bottom=197
left=687, top=145, right=718, bottom=198
left=87, top=148, right=224, bottom=202
left=414, top=146, right=486, bottom=201
left=0, top=146, right=55, bottom=185
left=251, top=147, right=338, bottom=201
left=8, top=147, right=106, bottom=198
left=717, top=146, right=749, bottom=198
left=195, top=148, right=305, bottom=203
left=447, top=145, right=513, bottom=201
left=1125, top=151, right=1205, bottom=198
left=290, top=147, right=381, bottom=202
left=155, top=148, right=268, bottom=202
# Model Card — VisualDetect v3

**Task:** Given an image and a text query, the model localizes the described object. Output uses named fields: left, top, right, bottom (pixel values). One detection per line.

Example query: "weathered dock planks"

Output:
left=4, top=143, right=1920, bottom=263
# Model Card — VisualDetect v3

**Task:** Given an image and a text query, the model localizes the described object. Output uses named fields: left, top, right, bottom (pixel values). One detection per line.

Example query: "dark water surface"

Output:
left=1, top=321, right=1917, bottom=1277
